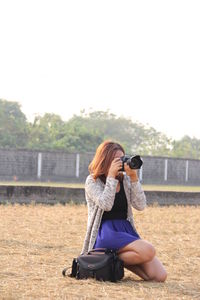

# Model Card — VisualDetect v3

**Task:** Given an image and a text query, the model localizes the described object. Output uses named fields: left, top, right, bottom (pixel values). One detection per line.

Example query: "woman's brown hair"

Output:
left=89, top=140, right=125, bottom=182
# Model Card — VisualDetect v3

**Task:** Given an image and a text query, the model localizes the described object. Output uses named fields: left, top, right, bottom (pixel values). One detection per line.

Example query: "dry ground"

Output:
left=0, top=204, right=200, bottom=300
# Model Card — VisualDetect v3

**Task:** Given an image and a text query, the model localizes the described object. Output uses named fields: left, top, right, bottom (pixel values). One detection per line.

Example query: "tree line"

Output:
left=0, top=99, right=200, bottom=159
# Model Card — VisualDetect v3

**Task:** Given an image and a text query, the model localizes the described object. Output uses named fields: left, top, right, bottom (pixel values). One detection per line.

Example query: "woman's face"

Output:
left=104, top=149, right=124, bottom=177
left=114, top=150, right=124, bottom=160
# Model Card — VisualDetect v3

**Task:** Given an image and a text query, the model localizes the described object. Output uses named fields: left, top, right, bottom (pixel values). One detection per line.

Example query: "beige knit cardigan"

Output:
left=81, top=173, right=147, bottom=254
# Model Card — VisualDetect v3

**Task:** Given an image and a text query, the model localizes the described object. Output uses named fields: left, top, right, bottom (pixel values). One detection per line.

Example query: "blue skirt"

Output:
left=93, top=219, right=141, bottom=251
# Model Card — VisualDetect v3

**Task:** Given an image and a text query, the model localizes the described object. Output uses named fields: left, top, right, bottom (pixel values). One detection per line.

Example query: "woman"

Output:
left=81, top=140, right=167, bottom=282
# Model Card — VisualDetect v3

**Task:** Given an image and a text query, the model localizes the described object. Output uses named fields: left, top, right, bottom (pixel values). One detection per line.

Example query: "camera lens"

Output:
left=128, top=155, right=143, bottom=169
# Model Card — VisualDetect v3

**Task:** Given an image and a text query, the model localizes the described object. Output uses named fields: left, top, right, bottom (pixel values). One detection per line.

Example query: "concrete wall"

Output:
left=1, top=185, right=200, bottom=206
left=0, top=148, right=200, bottom=185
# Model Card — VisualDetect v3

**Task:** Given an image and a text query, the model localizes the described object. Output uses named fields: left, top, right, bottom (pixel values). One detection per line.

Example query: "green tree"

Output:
left=3, top=99, right=195, bottom=159
left=27, top=113, right=66, bottom=150
left=0, top=99, right=29, bottom=148
left=138, top=126, right=172, bottom=156
left=56, top=110, right=172, bottom=154
left=171, top=135, right=200, bottom=159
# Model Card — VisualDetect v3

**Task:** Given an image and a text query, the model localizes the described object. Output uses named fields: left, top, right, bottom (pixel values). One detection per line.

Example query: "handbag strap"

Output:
left=87, top=248, right=117, bottom=255
left=87, top=248, right=107, bottom=254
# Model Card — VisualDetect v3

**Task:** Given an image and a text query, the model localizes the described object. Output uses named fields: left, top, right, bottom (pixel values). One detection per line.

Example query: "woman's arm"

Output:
left=85, top=175, right=118, bottom=211
left=129, top=180, right=146, bottom=211
left=124, top=165, right=146, bottom=211
left=85, top=157, right=122, bottom=211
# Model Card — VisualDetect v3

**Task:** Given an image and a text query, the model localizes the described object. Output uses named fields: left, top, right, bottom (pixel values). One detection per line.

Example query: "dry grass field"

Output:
left=0, top=203, right=200, bottom=300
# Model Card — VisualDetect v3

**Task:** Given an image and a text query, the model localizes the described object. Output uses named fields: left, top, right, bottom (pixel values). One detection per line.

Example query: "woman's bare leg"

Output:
left=138, top=256, right=167, bottom=282
left=125, top=264, right=150, bottom=281
left=118, top=239, right=167, bottom=282
left=125, top=256, right=167, bottom=282
left=118, top=239, right=156, bottom=265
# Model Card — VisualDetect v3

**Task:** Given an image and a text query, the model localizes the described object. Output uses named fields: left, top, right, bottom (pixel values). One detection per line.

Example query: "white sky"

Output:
left=0, top=0, right=200, bottom=140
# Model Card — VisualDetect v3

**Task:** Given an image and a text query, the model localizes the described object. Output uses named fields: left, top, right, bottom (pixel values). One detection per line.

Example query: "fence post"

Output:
left=76, top=153, right=80, bottom=178
left=185, top=160, right=189, bottom=182
left=164, top=159, right=168, bottom=181
left=37, top=153, right=42, bottom=179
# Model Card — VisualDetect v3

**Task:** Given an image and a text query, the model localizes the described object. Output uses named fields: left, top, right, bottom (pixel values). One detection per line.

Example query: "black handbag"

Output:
left=62, top=248, right=124, bottom=282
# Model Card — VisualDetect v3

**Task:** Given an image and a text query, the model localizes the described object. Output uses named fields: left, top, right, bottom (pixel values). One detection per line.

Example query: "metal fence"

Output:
left=0, top=148, right=200, bottom=185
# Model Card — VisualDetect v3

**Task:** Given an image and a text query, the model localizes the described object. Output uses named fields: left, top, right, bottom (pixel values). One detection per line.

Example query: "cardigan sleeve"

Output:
left=124, top=174, right=146, bottom=210
left=85, top=175, right=118, bottom=211
left=130, top=181, right=146, bottom=210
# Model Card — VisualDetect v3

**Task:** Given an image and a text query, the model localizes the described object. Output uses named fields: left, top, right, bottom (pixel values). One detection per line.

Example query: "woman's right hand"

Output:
left=107, top=158, right=122, bottom=178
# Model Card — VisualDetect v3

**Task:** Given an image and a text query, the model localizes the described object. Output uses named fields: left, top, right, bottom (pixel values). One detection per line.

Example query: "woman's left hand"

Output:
left=124, top=163, right=138, bottom=182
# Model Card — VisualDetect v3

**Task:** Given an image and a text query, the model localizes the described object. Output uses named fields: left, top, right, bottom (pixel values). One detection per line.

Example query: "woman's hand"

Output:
left=107, top=158, right=122, bottom=178
left=124, top=163, right=138, bottom=182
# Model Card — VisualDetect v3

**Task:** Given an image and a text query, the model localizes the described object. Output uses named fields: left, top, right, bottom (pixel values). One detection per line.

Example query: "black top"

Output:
left=102, top=180, right=128, bottom=220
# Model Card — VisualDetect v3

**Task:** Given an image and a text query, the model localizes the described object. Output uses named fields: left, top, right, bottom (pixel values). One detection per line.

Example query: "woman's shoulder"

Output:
left=85, top=174, right=94, bottom=184
left=85, top=175, right=104, bottom=193
left=85, top=174, right=102, bottom=185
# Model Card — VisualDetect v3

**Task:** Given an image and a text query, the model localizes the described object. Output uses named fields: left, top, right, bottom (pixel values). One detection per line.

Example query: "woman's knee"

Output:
left=138, top=241, right=156, bottom=262
left=145, top=243, right=156, bottom=262
left=119, top=240, right=156, bottom=263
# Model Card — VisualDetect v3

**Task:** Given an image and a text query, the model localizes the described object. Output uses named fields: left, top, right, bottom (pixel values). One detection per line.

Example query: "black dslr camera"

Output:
left=120, top=155, right=143, bottom=171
